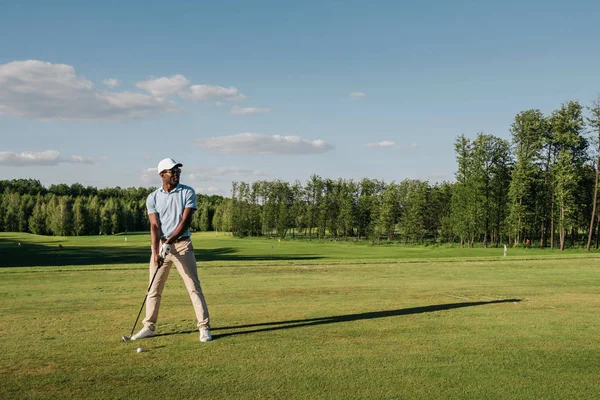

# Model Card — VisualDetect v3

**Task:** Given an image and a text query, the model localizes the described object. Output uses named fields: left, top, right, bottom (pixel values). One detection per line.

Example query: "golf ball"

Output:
left=137, top=347, right=143, bottom=353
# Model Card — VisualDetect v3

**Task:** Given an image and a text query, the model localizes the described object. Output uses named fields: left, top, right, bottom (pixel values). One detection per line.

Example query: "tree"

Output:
left=275, top=181, right=293, bottom=239
left=217, top=199, right=233, bottom=233
left=305, top=175, right=323, bottom=239
left=471, top=134, right=511, bottom=247
left=99, top=199, right=114, bottom=235
left=72, top=196, right=88, bottom=235
left=47, top=195, right=73, bottom=236
left=452, top=135, right=477, bottom=247
left=29, top=195, right=48, bottom=235
left=199, top=202, right=212, bottom=232
left=507, top=110, right=547, bottom=246
left=87, top=196, right=101, bottom=235
left=548, top=101, right=587, bottom=250
left=18, top=194, right=35, bottom=232
left=290, top=180, right=306, bottom=238
left=357, top=178, right=378, bottom=240
left=376, top=182, right=399, bottom=242
left=337, top=179, right=358, bottom=240
left=398, top=180, right=429, bottom=244
left=429, top=182, right=454, bottom=243
left=587, top=97, right=600, bottom=251
left=321, top=179, right=339, bottom=239
left=2, top=192, right=20, bottom=232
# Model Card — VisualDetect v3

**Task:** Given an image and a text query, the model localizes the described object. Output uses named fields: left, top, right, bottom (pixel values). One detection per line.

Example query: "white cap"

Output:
left=157, top=158, right=183, bottom=175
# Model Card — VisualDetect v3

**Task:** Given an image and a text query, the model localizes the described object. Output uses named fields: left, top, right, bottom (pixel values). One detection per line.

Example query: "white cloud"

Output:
left=348, top=91, right=366, bottom=98
left=0, top=60, right=251, bottom=120
left=102, top=78, right=121, bottom=88
left=231, top=105, right=271, bottom=115
left=0, top=150, right=94, bottom=166
left=195, top=133, right=335, bottom=155
left=66, top=155, right=94, bottom=164
left=135, top=76, right=248, bottom=102
left=136, top=74, right=190, bottom=97
left=0, top=60, right=177, bottom=120
left=365, top=140, right=395, bottom=148
left=179, top=84, right=247, bottom=101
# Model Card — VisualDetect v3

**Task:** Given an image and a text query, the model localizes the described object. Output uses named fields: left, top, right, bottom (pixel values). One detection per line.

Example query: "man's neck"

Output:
left=162, top=183, right=178, bottom=193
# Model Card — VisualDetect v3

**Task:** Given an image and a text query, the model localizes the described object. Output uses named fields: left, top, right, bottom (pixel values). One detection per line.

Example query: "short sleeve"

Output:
left=185, top=187, right=197, bottom=210
left=146, top=193, right=157, bottom=215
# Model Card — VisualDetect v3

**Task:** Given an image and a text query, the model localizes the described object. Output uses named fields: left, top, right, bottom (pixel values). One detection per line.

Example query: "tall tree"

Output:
left=471, top=134, right=511, bottom=247
left=507, top=110, right=547, bottom=245
left=290, top=180, right=305, bottom=238
left=452, top=135, right=477, bottom=247
left=29, top=194, right=47, bottom=235
left=47, top=195, right=73, bottom=236
left=376, top=182, right=399, bottom=242
left=398, top=180, right=429, bottom=244
left=18, top=194, right=35, bottom=232
left=199, top=202, right=212, bottom=232
left=548, top=101, right=587, bottom=250
left=2, top=192, right=20, bottom=232
left=357, top=178, right=379, bottom=241
left=72, top=196, right=88, bottom=235
left=306, top=175, right=323, bottom=239
left=337, top=179, right=358, bottom=240
left=428, top=182, right=454, bottom=243
left=587, top=97, right=600, bottom=251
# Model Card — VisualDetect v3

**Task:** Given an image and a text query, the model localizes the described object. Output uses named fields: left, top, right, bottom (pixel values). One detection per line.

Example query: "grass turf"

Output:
left=1, top=233, right=599, bottom=399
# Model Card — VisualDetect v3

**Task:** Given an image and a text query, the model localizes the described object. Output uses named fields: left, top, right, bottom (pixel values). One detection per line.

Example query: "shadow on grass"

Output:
left=0, top=237, right=322, bottom=267
left=157, top=299, right=521, bottom=339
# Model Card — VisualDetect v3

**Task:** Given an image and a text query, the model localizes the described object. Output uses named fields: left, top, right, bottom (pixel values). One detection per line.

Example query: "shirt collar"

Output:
left=159, top=183, right=182, bottom=193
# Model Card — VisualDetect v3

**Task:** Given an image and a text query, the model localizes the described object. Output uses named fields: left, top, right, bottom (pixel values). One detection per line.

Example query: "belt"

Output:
left=161, top=236, right=190, bottom=243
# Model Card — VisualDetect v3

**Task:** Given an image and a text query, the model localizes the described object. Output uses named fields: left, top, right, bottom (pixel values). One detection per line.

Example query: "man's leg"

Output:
left=142, top=255, right=172, bottom=331
left=171, top=240, right=210, bottom=328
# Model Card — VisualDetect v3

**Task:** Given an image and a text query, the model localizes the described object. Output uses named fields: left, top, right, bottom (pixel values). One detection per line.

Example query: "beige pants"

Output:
left=143, top=239, right=210, bottom=331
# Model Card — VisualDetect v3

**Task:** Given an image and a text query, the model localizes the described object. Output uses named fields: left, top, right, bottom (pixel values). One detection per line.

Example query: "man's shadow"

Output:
left=158, top=299, right=520, bottom=340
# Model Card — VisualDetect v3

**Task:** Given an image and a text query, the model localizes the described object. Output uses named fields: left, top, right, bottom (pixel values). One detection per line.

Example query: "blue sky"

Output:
left=1, top=0, right=599, bottom=195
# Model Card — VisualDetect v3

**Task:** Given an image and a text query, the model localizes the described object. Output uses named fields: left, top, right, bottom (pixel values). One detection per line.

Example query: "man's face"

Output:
left=161, top=167, right=181, bottom=186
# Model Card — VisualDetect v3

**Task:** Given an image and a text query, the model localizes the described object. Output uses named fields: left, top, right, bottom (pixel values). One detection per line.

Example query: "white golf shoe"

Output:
left=200, top=326, right=212, bottom=342
left=131, top=327, right=155, bottom=340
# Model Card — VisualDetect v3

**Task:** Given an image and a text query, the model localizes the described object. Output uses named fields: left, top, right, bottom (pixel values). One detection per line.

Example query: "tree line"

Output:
left=1, top=99, right=599, bottom=249
left=230, top=99, right=600, bottom=250
left=0, top=180, right=228, bottom=236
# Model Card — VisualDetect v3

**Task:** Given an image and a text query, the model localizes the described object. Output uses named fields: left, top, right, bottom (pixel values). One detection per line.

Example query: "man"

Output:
left=131, top=157, right=211, bottom=342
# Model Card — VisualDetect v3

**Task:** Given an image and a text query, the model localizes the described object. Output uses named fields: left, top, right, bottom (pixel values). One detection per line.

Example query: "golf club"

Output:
left=122, top=257, right=164, bottom=342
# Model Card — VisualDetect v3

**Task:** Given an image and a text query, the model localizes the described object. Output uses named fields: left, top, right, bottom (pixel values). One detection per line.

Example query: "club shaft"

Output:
left=127, top=258, right=163, bottom=338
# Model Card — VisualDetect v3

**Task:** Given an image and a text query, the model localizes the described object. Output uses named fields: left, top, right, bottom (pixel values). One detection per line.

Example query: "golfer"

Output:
left=131, top=157, right=211, bottom=342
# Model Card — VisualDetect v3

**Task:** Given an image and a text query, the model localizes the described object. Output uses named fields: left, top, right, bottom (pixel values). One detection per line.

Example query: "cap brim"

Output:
left=159, top=163, right=183, bottom=175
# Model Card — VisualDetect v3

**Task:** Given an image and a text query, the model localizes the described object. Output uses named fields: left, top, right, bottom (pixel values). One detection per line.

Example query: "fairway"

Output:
left=1, top=233, right=599, bottom=399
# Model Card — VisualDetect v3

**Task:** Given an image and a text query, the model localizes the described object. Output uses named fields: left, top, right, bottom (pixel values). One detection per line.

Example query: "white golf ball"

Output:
left=137, top=347, right=143, bottom=353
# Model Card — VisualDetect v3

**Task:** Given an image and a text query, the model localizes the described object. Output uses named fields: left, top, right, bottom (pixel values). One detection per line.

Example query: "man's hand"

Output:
left=159, top=242, right=172, bottom=259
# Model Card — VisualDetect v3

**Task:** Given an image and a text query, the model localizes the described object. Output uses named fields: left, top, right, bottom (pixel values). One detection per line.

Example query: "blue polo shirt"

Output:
left=146, top=184, right=197, bottom=239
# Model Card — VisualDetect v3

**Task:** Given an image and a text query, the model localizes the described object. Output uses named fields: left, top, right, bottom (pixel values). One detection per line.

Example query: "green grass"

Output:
left=1, top=232, right=599, bottom=399
left=1, top=231, right=598, bottom=268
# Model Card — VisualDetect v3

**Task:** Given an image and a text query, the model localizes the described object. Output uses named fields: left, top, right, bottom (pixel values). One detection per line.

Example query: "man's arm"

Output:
left=165, top=207, right=195, bottom=245
left=149, top=212, right=162, bottom=266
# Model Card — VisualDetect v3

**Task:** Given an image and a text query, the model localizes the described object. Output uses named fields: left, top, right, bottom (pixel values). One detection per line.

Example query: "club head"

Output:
left=122, top=335, right=131, bottom=342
